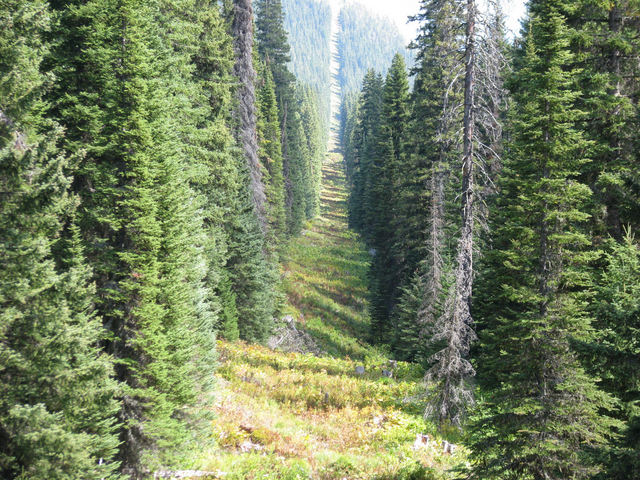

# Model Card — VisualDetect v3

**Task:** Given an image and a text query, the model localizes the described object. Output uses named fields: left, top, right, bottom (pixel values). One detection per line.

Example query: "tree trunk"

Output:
left=458, top=0, right=476, bottom=323
left=232, top=0, right=267, bottom=229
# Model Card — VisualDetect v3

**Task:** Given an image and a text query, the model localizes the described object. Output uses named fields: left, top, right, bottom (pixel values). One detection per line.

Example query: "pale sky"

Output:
left=353, top=0, right=527, bottom=42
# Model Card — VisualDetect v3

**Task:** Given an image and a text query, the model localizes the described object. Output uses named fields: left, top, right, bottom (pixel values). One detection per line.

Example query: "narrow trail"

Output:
left=205, top=154, right=465, bottom=479
left=281, top=152, right=372, bottom=358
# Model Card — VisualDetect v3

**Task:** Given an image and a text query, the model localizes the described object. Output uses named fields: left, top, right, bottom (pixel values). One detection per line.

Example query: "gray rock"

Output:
left=382, top=369, right=393, bottom=378
left=413, top=434, right=430, bottom=450
left=443, top=440, right=457, bottom=454
left=266, top=316, right=325, bottom=356
left=355, top=365, right=365, bottom=375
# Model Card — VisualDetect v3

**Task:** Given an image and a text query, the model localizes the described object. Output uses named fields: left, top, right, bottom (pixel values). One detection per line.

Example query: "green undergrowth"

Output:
left=197, top=154, right=467, bottom=479
left=281, top=155, right=374, bottom=359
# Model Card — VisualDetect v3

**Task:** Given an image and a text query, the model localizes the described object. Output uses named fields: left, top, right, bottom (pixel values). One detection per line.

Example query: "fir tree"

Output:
left=0, top=1, right=120, bottom=477
left=232, top=0, right=267, bottom=227
left=255, top=0, right=293, bottom=96
left=190, top=0, right=242, bottom=342
left=283, top=94, right=311, bottom=235
left=47, top=0, right=219, bottom=472
left=572, top=0, right=640, bottom=239
left=424, top=0, right=478, bottom=428
left=255, top=0, right=310, bottom=235
left=469, top=2, right=616, bottom=477
left=368, top=54, right=410, bottom=343
left=299, top=86, right=325, bottom=219
left=225, top=155, right=279, bottom=342
left=257, top=61, right=287, bottom=247
left=591, top=233, right=640, bottom=479
left=397, top=0, right=464, bottom=366
left=346, top=69, right=383, bottom=236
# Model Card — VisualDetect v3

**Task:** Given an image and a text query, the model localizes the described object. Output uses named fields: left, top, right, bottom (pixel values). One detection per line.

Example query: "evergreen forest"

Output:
left=1, top=0, right=639, bottom=479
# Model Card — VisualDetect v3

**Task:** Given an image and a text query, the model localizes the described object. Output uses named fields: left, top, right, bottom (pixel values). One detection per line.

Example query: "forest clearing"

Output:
left=200, top=154, right=466, bottom=479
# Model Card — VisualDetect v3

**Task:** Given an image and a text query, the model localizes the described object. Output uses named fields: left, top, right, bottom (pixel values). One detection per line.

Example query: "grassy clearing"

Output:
left=198, top=154, right=467, bottom=479
left=281, top=155, right=373, bottom=359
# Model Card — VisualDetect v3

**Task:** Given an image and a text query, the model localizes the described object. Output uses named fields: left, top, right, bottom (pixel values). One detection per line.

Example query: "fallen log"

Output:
left=152, top=470, right=224, bottom=479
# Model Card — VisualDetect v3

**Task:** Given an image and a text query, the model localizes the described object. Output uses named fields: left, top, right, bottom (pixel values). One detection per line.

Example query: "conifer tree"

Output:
left=591, top=233, right=640, bottom=478
left=396, top=0, right=464, bottom=365
left=190, top=0, right=242, bottom=341
left=283, top=95, right=311, bottom=235
left=257, top=61, right=287, bottom=246
left=47, top=0, right=219, bottom=472
left=255, top=0, right=315, bottom=235
left=232, top=0, right=267, bottom=227
left=425, top=0, right=478, bottom=428
left=369, top=54, right=410, bottom=343
left=0, top=1, right=119, bottom=477
left=469, top=2, right=615, bottom=476
left=346, top=70, right=383, bottom=235
left=572, top=0, right=640, bottom=239
left=225, top=151, right=279, bottom=343
left=299, top=87, right=325, bottom=219
left=255, top=0, right=294, bottom=98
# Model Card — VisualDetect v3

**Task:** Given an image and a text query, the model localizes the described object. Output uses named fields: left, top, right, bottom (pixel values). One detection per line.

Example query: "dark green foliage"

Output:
left=378, top=0, right=465, bottom=364
left=392, top=273, right=427, bottom=363
left=469, top=2, right=616, bottom=476
left=283, top=94, right=311, bottom=235
left=217, top=273, right=240, bottom=342
left=255, top=0, right=326, bottom=236
left=255, top=0, right=295, bottom=105
left=591, top=233, right=640, bottom=478
left=47, top=0, right=222, bottom=471
left=368, top=55, right=410, bottom=343
left=190, top=0, right=243, bottom=344
left=572, top=0, right=640, bottom=239
left=0, top=1, right=120, bottom=477
left=298, top=86, right=326, bottom=219
left=257, top=61, right=287, bottom=247
left=226, top=155, right=279, bottom=343
left=345, top=70, right=384, bottom=236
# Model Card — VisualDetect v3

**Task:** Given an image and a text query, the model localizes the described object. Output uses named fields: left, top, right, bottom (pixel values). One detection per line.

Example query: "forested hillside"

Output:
left=337, top=3, right=414, bottom=96
left=280, top=0, right=413, bottom=120
left=2, top=0, right=640, bottom=479
left=282, top=0, right=332, bottom=126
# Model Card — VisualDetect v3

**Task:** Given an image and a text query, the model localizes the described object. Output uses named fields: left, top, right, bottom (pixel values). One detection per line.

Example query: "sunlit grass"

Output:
left=198, top=154, right=468, bottom=479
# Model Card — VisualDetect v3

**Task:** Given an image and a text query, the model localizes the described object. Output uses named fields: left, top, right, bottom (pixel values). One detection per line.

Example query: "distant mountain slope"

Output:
left=337, top=2, right=413, bottom=95
left=283, top=0, right=332, bottom=96
left=280, top=0, right=414, bottom=117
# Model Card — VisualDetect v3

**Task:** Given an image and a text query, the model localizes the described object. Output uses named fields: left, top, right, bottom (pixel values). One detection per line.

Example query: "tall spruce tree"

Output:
left=232, top=0, right=267, bottom=227
left=368, top=54, right=410, bottom=343
left=190, top=0, right=242, bottom=342
left=590, top=233, right=640, bottom=479
left=299, top=86, right=325, bottom=219
left=572, top=0, right=640, bottom=239
left=0, top=1, right=120, bottom=477
left=257, top=61, right=287, bottom=247
left=424, top=0, right=478, bottom=428
left=255, top=0, right=313, bottom=235
left=469, top=2, right=616, bottom=477
left=346, top=69, right=383, bottom=236
left=391, top=0, right=464, bottom=373
left=47, top=0, right=219, bottom=472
